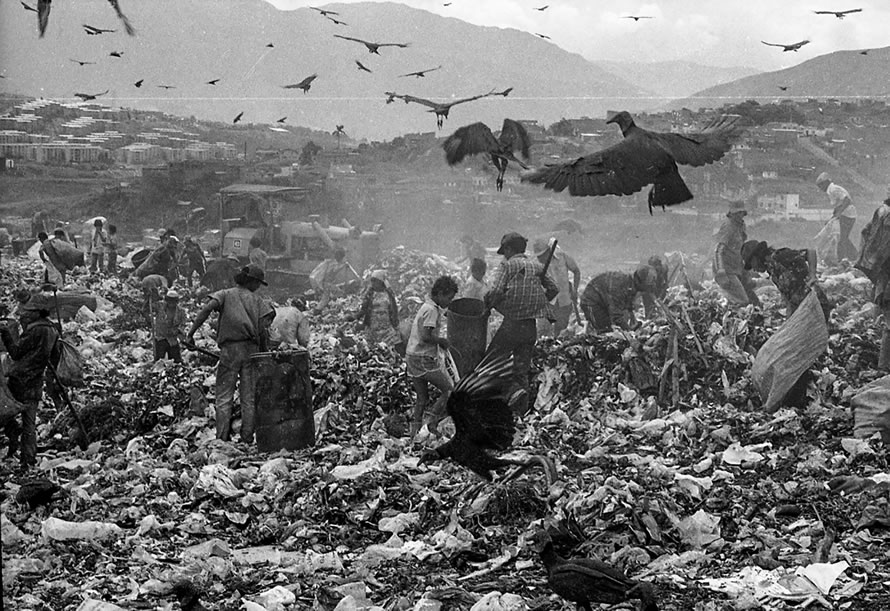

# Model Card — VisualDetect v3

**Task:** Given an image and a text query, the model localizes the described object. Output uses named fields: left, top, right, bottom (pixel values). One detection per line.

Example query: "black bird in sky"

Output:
left=355, top=60, right=373, bottom=73
left=492, top=87, right=513, bottom=97
left=206, top=79, right=221, bottom=85
left=21, top=1, right=37, bottom=12
left=624, top=15, right=654, bottom=21
left=266, top=42, right=274, bottom=48
left=157, top=84, right=176, bottom=89
left=83, top=24, right=115, bottom=35
left=778, top=85, right=789, bottom=91
left=109, top=51, right=123, bottom=58
left=233, top=111, right=244, bottom=124
left=522, top=111, right=742, bottom=213
left=74, top=90, right=109, bottom=101
left=535, top=33, right=551, bottom=39
left=283, top=74, right=318, bottom=93
left=276, top=116, right=287, bottom=123
left=399, top=65, right=442, bottom=78
left=443, top=2, right=452, bottom=5
left=334, top=34, right=409, bottom=54
left=860, top=49, right=869, bottom=55
left=534, top=4, right=549, bottom=10
left=385, top=90, right=493, bottom=128
left=325, top=15, right=348, bottom=25
left=310, top=6, right=339, bottom=16
left=134, top=79, right=144, bottom=88
left=813, top=8, right=862, bottom=18
left=539, top=537, right=659, bottom=611
left=762, top=39, right=810, bottom=52
left=70, top=59, right=95, bottom=66
left=444, top=119, right=531, bottom=191
left=418, top=351, right=556, bottom=482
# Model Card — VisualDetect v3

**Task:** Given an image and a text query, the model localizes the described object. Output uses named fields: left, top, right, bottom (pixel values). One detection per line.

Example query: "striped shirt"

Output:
left=485, top=254, right=558, bottom=320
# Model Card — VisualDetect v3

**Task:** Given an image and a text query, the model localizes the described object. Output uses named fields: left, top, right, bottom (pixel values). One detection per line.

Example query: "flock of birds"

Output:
left=760, top=6, right=865, bottom=53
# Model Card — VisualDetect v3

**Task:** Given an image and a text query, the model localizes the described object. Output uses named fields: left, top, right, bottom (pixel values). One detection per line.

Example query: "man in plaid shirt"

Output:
left=485, top=232, right=559, bottom=416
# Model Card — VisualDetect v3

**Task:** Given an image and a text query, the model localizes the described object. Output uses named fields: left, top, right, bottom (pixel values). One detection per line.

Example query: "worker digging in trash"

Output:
left=579, top=267, right=659, bottom=333
left=532, top=237, right=581, bottom=337
left=269, top=298, right=311, bottom=350
left=855, top=189, right=890, bottom=370
left=152, top=289, right=186, bottom=363
left=309, top=246, right=360, bottom=313
left=186, top=264, right=275, bottom=443
left=0, top=294, right=60, bottom=471
left=406, top=275, right=459, bottom=437
left=816, top=172, right=858, bottom=262
left=713, top=199, right=760, bottom=307
left=484, top=232, right=559, bottom=416
left=348, top=269, right=403, bottom=354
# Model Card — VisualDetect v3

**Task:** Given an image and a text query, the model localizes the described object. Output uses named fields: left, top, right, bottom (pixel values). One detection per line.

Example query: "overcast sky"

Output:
left=266, top=0, right=889, bottom=70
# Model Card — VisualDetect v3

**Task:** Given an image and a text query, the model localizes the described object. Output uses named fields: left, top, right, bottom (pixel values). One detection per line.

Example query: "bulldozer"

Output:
left=216, top=183, right=381, bottom=292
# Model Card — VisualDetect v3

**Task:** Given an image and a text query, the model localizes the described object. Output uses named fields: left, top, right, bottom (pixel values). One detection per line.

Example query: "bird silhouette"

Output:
left=539, top=537, right=659, bottom=611
left=778, top=85, right=789, bottom=91
left=444, top=119, right=531, bottom=191
left=492, top=87, right=513, bottom=97
left=16, top=479, right=62, bottom=510
left=206, top=79, right=221, bottom=85
left=522, top=111, right=742, bottom=213
left=109, top=51, right=123, bottom=57
left=535, top=33, right=551, bottom=39
left=21, top=1, right=37, bottom=12
left=134, top=79, right=144, bottom=87
left=355, top=60, right=373, bottom=73
left=157, top=84, right=176, bottom=89
left=860, top=49, right=869, bottom=55
left=309, top=6, right=338, bottom=16
left=325, top=15, right=348, bottom=25
left=276, top=116, right=287, bottom=123
left=74, top=90, right=109, bottom=101
left=233, top=111, right=244, bottom=124
left=761, top=39, right=810, bottom=52
left=70, top=59, right=95, bottom=66
left=399, top=65, right=442, bottom=78
left=813, top=8, right=862, bottom=18
left=443, top=2, right=452, bottom=5
left=334, top=34, right=409, bottom=54
left=418, top=351, right=556, bottom=482
left=624, top=15, right=654, bottom=21
left=386, top=90, right=494, bottom=128
left=83, top=24, right=115, bottom=35
left=282, top=74, right=318, bottom=93
left=265, top=42, right=274, bottom=48
left=534, top=4, right=549, bottom=10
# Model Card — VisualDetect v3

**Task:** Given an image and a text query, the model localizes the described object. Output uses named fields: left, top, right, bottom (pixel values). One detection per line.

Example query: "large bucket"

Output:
left=249, top=350, right=315, bottom=452
left=447, top=298, right=489, bottom=378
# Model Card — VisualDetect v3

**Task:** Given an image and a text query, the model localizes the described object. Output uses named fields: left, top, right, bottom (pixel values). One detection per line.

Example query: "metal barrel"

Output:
left=446, top=298, right=489, bottom=378
left=249, top=350, right=315, bottom=452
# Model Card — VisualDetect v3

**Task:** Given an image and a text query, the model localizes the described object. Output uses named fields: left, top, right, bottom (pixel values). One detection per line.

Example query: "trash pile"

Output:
left=2, top=252, right=890, bottom=610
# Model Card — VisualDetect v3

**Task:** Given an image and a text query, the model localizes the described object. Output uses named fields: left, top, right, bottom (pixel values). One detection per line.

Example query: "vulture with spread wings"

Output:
left=444, top=119, right=531, bottom=192
left=334, top=34, right=409, bottom=54
left=282, top=74, right=318, bottom=94
left=522, top=111, right=742, bottom=213
left=418, top=351, right=556, bottom=483
left=385, top=90, right=492, bottom=128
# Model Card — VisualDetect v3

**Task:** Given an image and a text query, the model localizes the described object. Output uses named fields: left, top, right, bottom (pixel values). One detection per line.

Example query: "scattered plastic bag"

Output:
left=41, top=517, right=123, bottom=541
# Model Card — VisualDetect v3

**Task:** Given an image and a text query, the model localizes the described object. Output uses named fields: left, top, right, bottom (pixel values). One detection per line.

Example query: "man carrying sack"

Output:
left=0, top=295, right=59, bottom=470
left=187, top=264, right=275, bottom=443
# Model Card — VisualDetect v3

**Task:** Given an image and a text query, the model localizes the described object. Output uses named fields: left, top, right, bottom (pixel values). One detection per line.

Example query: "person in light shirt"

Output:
left=816, top=172, right=857, bottom=261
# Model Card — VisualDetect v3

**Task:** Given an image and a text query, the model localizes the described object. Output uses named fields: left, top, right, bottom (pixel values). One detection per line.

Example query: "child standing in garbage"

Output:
left=89, top=219, right=107, bottom=274
left=349, top=270, right=402, bottom=353
left=105, top=224, right=119, bottom=275
left=153, top=290, right=186, bottom=362
left=0, top=295, right=59, bottom=470
left=406, top=275, right=459, bottom=436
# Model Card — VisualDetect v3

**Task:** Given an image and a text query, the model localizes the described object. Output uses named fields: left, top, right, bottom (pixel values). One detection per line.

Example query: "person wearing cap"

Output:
left=248, top=236, right=268, bottom=272
left=713, top=200, right=760, bottom=307
left=742, top=240, right=831, bottom=321
left=181, top=237, right=207, bottom=289
left=580, top=268, right=658, bottom=332
left=152, top=289, right=186, bottom=362
left=0, top=295, right=59, bottom=469
left=269, top=298, right=311, bottom=350
left=309, top=246, right=360, bottom=312
left=187, top=264, right=275, bottom=443
left=485, top=232, right=559, bottom=416
left=89, top=219, right=107, bottom=274
left=349, top=269, right=402, bottom=352
left=532, top=237, right=581, bottom=336
left=855, top=191, right=890, bottom=369
left=816, top=172, right=857, bottom=261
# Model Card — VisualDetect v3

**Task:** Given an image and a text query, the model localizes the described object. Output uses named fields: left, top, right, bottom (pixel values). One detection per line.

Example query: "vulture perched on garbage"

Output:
left=419, top=351, right=556, bottom=483
left=16, top=478, right=63, bottom=510
left=540, top=538, right=659, bottom=611
left=443, top=119, right=532, bottom=192
left=521, top=111, right=742, bottom=214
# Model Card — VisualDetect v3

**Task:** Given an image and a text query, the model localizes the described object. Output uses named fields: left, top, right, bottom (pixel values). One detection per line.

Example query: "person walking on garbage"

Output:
left=248, top=236, right=268, bottom=271
left=309, top=246, right=360, bottom=312
left=855, top=191, right=890, bottom=369
left=461, top=257, right=488, bottom=301
left=407, top=275, right=459, bottom=436
left=269, top=298, right=311, bottom=350
left=742, top=240, right=832, bottom=321
left=348, top=269, right=403, bottom=353
left=152, top=289, right=186, bottom=363
left=105, top=224, right=119, bottom=275
left=485, top=232, right=559, bottom=416
left=181, top=237, right=207, bottom=288
left=533, top=237, right=581, bottom=336
left=0, top=295, right=59, bottom=470
left=816, top=172, right=858, bottom=262
left=713, top=200, right=760, bottom=306
left=186, top=264, right=275, bottom=443
left=89, top=219, right=107, bottom=274
left=580, top=267, right=658, bottom=332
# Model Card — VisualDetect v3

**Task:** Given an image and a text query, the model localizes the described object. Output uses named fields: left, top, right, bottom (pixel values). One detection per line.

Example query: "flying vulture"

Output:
left=444, top=119, right=531, bottom=192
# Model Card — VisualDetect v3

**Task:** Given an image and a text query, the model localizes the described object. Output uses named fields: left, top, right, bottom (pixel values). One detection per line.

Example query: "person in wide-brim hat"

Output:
left=234, top=264, right=268, bottom=286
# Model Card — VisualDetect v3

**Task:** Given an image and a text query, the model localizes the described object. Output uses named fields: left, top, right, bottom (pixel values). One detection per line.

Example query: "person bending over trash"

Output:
left=580, top=267, right=658, bottom=332
left=713, top=200, right=760, bottom=307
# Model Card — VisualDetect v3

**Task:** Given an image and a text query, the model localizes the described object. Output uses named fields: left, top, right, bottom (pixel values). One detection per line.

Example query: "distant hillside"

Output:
left=596, top=60, right=759, bottom=103
left=0, top=0, right=649, bottom=140
left=672, top=46, right=890, bottom=110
